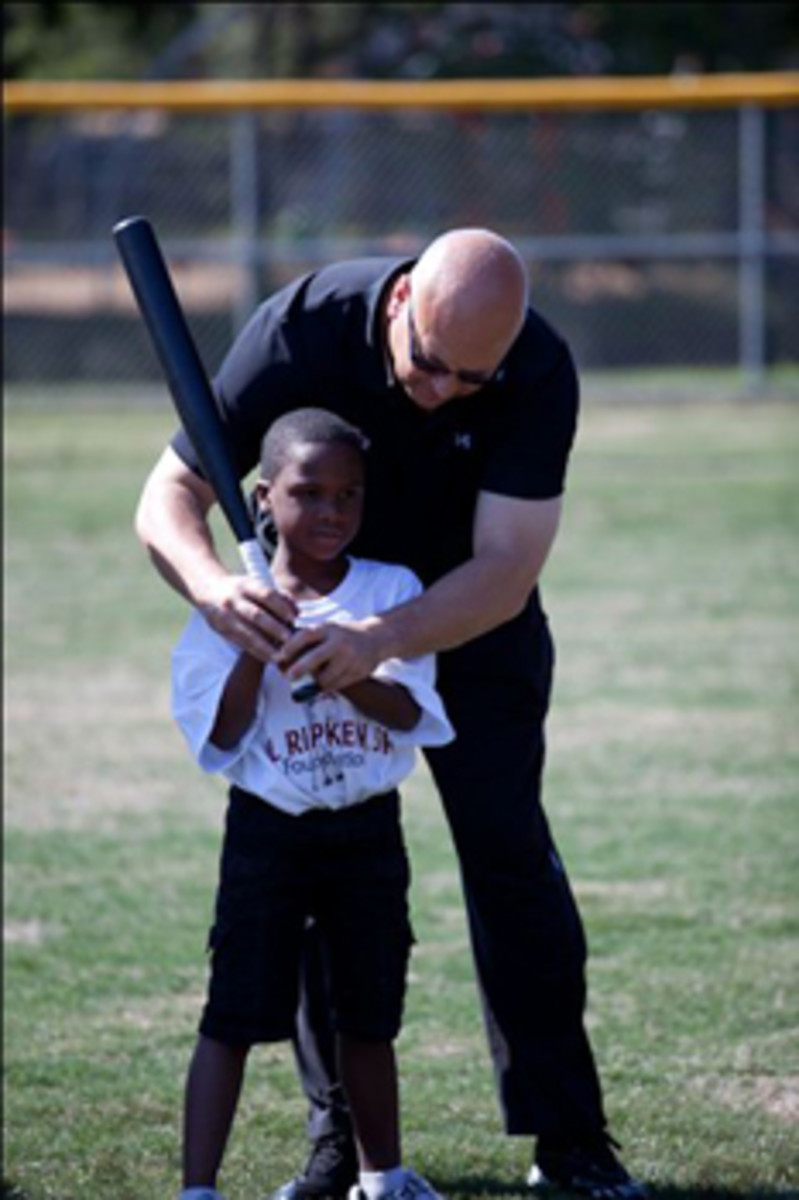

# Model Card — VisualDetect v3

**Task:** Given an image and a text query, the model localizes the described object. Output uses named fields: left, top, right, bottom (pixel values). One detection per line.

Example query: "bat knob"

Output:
left=291, top=677, right=322, bottom=704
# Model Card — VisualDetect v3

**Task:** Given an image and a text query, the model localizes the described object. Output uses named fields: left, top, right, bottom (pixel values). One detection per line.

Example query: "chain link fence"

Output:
left=4, top=81, right=798, bottom=388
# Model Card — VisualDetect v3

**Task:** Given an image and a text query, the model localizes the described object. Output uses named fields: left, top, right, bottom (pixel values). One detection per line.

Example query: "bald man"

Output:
left=137, top=230, right=646, bottom=1199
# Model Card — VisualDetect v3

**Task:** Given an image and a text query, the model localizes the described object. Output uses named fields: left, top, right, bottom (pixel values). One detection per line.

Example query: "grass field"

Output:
left=4, top=390, right=799, bottom=1199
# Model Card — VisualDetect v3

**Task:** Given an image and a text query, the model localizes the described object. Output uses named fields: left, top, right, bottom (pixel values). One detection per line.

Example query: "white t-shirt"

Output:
left=172, top=557, right=454, bottom=816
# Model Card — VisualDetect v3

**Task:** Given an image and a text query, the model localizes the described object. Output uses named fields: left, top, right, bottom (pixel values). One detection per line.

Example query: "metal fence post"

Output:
left=738, top=102, right=767, bottom=390
left=230, top=109, right=260, bottom=334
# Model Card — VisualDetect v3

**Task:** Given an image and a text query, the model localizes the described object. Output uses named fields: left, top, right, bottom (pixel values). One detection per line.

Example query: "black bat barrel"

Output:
left=113, top=216, right=252, bottom=544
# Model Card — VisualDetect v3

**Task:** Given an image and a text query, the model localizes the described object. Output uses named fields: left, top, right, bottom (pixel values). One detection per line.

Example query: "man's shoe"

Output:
left=271, top=1132, right=358, bottom=1200
left=348, top=1171, right=444, bottom=1200
left=527, top=1131, right=647, bottom=1199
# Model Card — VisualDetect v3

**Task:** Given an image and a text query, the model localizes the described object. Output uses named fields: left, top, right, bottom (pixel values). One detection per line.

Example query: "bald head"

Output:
left=384, top=227, right=529, bottom=409
left=412, top=228, right=529, bottom=350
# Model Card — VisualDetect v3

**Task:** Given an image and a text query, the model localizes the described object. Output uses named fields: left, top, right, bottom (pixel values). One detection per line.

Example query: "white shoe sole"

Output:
left=527, top=1162, right=647, bottom=1198
left=526, top=1165, right=554, bottom=1190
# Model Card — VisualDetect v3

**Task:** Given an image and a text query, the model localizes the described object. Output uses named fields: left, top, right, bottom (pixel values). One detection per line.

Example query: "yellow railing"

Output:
left=4, top=72, right=799, bottom=113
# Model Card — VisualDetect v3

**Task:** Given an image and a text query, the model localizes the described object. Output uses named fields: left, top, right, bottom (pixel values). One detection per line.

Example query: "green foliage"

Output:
left=2, top=2, right=195, bottom=80
left=592, top=1, right=799, bottom=73
left=4, top=387, right=799, bottom=1198
left=4, top=2, right=799, bottom=82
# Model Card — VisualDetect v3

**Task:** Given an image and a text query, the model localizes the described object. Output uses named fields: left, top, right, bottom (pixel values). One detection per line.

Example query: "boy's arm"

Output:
left=210, top=654, right=421, bottom=748
left=339, top=677, right=421, bottom=732
left=210, top=653, right=266, bottom=749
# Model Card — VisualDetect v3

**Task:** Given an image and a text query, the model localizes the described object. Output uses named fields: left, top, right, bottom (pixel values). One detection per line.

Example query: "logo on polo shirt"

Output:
left=454, top=432, right=473, bottom=451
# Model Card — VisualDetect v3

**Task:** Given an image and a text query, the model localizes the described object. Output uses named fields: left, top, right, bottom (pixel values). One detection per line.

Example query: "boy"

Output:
left=171, top=408, right=454, bottom=1200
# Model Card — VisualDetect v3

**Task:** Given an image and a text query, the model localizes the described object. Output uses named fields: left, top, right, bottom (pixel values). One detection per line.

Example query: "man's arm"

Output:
left=135, top=445, right=298, bottom=661
left=275, top=490, right=563, bottom=692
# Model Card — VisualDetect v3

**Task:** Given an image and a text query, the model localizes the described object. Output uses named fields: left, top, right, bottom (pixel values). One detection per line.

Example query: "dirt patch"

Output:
left=574, top=878, right=673, bottom=902
left=4, top=261, right=246, bottom=315
left=550, top=702, right=779, bottom=752
left=3, top=919, right=62, bottom=946
left=4, top=662, right=220, bottom=834
left=692, top=1073, right=799, bottom=1124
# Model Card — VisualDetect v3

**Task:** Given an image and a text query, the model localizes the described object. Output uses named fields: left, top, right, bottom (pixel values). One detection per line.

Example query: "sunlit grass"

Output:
left=4, top=395, right=798, bottom=1198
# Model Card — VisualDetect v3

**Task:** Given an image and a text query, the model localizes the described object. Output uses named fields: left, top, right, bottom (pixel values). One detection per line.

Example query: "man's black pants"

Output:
left=293, top=617, right=607, bottom=1142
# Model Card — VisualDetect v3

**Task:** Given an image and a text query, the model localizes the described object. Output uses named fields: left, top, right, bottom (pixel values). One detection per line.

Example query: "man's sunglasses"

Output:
left=407, top=299, right=499, bottom=388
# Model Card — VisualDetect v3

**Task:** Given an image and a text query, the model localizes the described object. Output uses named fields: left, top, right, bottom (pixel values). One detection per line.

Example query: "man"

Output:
left=136, top=229, right=647, bottom=1199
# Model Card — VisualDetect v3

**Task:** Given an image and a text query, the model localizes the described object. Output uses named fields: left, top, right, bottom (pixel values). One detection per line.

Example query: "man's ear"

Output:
left=385, top=271, right=411, bottom=319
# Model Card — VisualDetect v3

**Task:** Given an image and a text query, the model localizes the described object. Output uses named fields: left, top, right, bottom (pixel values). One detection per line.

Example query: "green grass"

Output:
left=4, top=393, right=799, bottom=1199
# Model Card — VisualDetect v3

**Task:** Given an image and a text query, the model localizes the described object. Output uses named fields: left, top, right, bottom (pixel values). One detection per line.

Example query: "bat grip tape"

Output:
left=238, top=538, right=272, bottom=583
left=237, top=538, right=320, bottom=703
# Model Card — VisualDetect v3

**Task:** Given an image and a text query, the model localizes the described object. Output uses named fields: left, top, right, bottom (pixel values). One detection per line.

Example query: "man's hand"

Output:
left=199, top=574, right=299, bottom=663
left=275, top=618, right=386, bottom=693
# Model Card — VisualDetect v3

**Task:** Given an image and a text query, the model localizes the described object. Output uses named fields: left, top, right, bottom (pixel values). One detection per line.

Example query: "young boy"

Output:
left=170, top=408, right=454, bottom=1200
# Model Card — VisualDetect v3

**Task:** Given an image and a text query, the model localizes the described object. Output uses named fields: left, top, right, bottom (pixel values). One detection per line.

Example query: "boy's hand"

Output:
left=199, top=574, right=299, bottom=663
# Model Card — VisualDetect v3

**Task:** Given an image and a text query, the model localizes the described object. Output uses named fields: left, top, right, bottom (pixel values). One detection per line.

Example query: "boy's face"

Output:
left=257, top=440, right=365, bottom=565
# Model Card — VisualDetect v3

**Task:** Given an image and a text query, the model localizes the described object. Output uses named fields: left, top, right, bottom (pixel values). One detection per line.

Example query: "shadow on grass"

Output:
left=642, top=1191, right=797, bottom=1200
left=2, top=1182, right=31, bottom=1200
left=433, top=1179, right=799, bottom=1200
left=4, top=1177, right=797, bottom=1200
left=643, top=1192, right=799, bottom=1200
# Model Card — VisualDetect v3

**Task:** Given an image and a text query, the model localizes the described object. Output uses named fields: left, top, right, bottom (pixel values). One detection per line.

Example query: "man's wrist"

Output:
left=361, top=613, right=404, bottom=665
left=190, top=561, right=234, bottom=611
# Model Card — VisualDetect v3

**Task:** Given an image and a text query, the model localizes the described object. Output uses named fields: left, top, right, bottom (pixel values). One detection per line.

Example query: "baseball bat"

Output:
left=113, top=215, right=319, bottom=702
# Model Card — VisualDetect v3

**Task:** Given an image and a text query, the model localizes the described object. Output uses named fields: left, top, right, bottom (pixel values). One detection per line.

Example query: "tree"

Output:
left=3, top=3, right=197, bottom=80
left=4, top=2, right=798, bottom=82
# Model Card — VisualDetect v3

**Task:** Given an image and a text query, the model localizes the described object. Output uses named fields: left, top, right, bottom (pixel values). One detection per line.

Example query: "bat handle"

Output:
left=238, top=537, right=273, bottom=584
left=237, top=539, right=321, bottom=704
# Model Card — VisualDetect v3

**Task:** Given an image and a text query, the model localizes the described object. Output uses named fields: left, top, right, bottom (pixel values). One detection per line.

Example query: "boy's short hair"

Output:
left=259, top=408, right=368, bottom=480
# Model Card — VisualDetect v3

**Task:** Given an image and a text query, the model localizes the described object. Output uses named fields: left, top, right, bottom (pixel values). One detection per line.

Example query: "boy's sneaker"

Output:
left=348, top=1172, right=444, bottom=1200
left=527, top=1131, right=647, bottom=1198
left=271, top=1131, right=358, bottom=1200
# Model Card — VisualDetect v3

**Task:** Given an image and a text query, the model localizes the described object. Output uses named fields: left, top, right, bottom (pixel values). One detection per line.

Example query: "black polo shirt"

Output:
left=171, top=256, right=578, bottom=685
